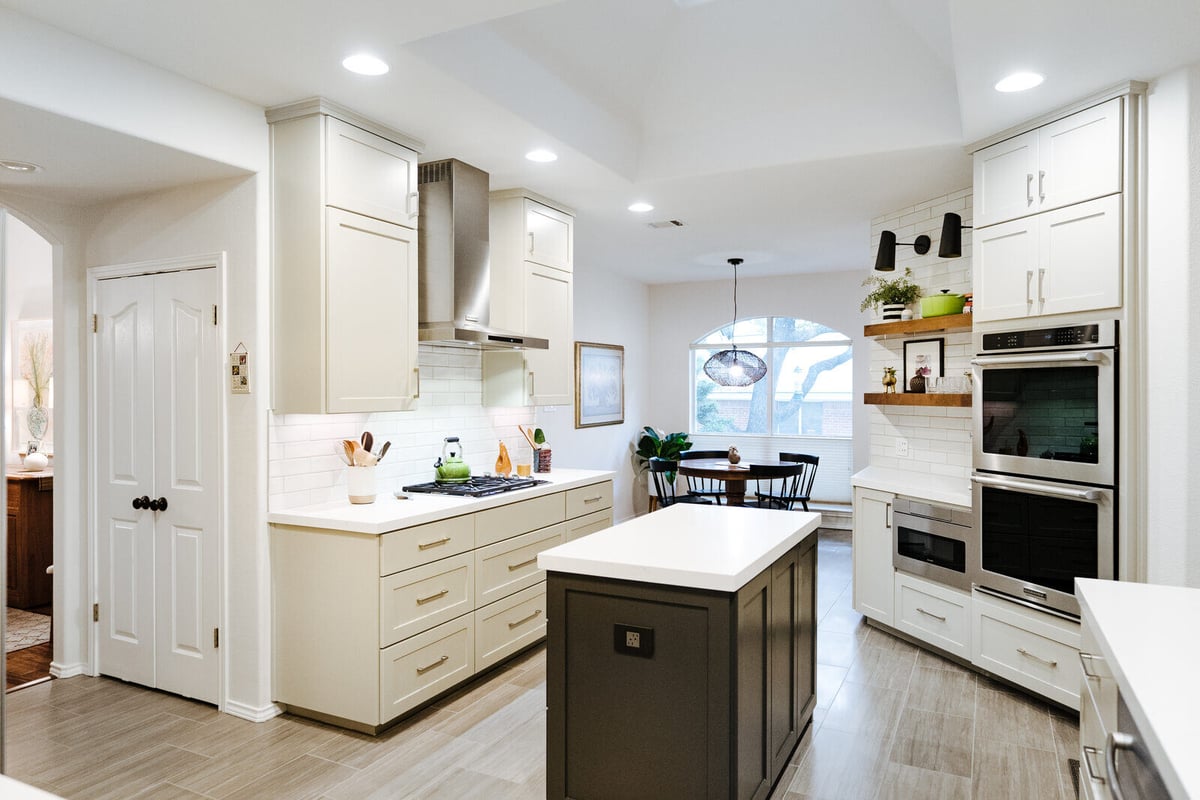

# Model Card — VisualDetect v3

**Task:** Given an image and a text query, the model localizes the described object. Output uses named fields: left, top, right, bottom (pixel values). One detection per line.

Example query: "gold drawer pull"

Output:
left=416, top=655, right=449, bottom=675
left=507, top=609, right=543, bottom=630
left=583, top=495, right=602, bottom=504
left=916, top=607, right=946, bottom=623
left=418, top=536, right=452, bottom=551
left=416, top=588, right=449, bottom=606
left=508, top=556, right=538, bottom=572
left=1016, top=647, right=1058, bottom=668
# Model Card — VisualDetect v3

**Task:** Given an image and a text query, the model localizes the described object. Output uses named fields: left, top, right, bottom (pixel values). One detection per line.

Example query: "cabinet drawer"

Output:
left=476, top=523, right=563, bottom=606
left=325, top=116, right=419, bottom=228
left=565, top=482, right=612, bottom=519
left=381, top=515, right=474, bottom=576
left=380, top=552, right=474, bottom=648
left=380, top=615, right=474, bottom=724
left=525, top=199, right=572, bottom=271
left=475, top=493, right=564, bottom=547
left=475, top=582, right=547, bottom=670
left=972, top=591, right=1081, bottom=709
left=893, top=572, right=971, bottom=660
left=565, top=509, right=611, bottom=543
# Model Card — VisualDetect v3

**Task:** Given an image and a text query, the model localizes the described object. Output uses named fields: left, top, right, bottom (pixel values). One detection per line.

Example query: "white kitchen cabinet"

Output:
left=973, top=194, right=1121, bottom=323
left=974, top=98, right=1122, bottom=228
left=852, top=487, right=894, bottom=626
left=1078, top=621, right=1117, bottom=799
left=267, top=99, right=423, bottom=414
left=893, top=571, right=971, bottom=660
left=483, top=192, right=575, bottom=407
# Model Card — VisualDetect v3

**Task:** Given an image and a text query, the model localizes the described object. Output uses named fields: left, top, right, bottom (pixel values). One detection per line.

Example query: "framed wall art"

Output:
left=575, top=342, right=624, bottom=428
left=902, top=338, right=944, bottom=393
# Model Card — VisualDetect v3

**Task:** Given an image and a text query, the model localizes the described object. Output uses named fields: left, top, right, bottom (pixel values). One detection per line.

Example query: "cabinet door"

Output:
left=852, top=488, right=894, bottom=625
left=326, top=116, right=420, bottom=228
left=767, top=546, right=803, bottom=781
left=325, top=208, right=419, bottom=412
left=524, top=264, right=573, bottom=405
left=973, top=130, right=1039, bottom=227
left=525, top=199, right=572, bottom=271
left=1037, top=98, right=1122, bottom=214
left=1039, top=195, right=1122, bottom=317
left=972, top=215, right=1039, bottom=323
left=735, top=569, right=771, bottom=800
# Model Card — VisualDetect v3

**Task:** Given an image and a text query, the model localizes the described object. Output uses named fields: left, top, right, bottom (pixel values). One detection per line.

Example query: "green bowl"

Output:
left=920, top=293, right=966, bottom=318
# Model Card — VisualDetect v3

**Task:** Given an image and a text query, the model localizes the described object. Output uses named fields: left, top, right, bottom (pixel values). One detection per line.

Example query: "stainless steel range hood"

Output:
left=417, top=159, right=548, bottom=349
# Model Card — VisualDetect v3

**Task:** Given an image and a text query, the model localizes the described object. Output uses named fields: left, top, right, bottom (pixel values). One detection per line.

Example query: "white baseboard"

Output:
left=49, top=661, right=88, bottom=679
left=223, top=698, right=284, bottom=723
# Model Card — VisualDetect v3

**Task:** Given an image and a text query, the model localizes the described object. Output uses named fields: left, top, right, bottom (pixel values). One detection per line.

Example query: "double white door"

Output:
left=94, top=267, right=220, bottom=703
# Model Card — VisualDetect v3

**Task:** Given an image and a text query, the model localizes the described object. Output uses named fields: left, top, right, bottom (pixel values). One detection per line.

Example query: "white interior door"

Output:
left=95, top=267, right=220, bottom=703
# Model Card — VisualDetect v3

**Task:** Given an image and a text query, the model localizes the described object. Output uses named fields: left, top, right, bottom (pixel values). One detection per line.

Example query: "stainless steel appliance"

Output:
left=971, top=321, right=1117, bottom=486
left=970, top=320, right=1119, bottom=617
left=892, top=497, right=973, bottom=592
left=401, top=475, right=550, bottom=497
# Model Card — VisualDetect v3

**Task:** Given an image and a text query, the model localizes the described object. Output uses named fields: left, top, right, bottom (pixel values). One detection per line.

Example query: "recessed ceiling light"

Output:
left=0, top=159, right=42, bottom=173
left=628, top=202, right=655, bottom=213
left=342, top=53, right=389, bottom=76
left=525, top=149, right=558, bottom=163
left=995, top=72, right=1044, bottom=93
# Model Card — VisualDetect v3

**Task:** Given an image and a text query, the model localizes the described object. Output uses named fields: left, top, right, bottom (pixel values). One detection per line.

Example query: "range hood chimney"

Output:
left=417, top=159, right=548, bottom=349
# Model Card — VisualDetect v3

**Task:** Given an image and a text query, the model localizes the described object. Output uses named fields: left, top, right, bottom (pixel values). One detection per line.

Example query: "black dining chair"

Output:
left=742, top=462, right=809, bottom=510
left=775, top=453, right=819, bottom=511
left=679, top=449, right=729, bottom=504
left=649, top=457, right=714, bottom=509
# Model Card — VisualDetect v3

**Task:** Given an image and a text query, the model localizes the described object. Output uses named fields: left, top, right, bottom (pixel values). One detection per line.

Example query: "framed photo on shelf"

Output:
left=902, top=338, right=944, bottom=393
left=574, top=342, right=624, bottom=428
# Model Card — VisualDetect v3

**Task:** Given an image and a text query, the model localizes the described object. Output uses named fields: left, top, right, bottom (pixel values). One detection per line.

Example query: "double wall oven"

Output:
left=970, top=321, right=1118, bottom=616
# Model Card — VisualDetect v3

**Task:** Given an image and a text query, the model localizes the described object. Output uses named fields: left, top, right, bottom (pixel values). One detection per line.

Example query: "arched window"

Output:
left=691, top=317, right=852, bottom=436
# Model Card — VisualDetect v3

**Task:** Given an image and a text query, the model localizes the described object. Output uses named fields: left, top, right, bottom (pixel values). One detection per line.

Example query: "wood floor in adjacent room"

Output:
left=4, top=532, right=1079, bottom=800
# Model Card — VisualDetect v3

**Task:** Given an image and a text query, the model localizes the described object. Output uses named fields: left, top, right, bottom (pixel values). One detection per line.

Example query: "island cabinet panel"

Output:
left=547, top=533, right=816, bottom=800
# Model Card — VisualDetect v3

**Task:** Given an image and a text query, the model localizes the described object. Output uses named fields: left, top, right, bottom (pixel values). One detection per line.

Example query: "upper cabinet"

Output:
left=267, top=99, right=424, bottom=414
left=974, top=98, right=1122, bottom=228
left=484, top=191, right=575, bottom=407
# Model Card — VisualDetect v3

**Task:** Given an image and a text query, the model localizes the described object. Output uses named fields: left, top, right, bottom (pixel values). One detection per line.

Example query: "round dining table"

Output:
left=676, top=458, right=791, bottom=506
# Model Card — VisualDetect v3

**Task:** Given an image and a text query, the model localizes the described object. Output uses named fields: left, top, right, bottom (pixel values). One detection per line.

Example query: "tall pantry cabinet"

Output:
left=267, top=98, right=424, bottom=413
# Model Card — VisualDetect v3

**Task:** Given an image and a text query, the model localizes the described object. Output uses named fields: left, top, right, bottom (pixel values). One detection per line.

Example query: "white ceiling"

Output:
left=3, top=0, right=1200, bottom=283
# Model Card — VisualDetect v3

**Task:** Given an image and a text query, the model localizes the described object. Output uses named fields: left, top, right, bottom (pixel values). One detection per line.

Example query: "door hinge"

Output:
left=213, top=305, right=218, bottom=326
left=92, top=314, right=98, bottom=333
left=93, top=603, right=100, bottom=622
left=213, top=628, right=219, bottom=648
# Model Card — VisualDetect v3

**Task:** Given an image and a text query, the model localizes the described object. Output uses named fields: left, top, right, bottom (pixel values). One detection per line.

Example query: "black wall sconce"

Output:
left=874, top=230, right=931, bottom=271
left=938, top=212, right=973, bottom=258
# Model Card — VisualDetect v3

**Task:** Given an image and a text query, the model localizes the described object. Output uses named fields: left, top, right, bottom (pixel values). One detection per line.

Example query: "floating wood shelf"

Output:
left=864, top=393, right=972, bottom=408
left=864, top=313, right=973, bottom=338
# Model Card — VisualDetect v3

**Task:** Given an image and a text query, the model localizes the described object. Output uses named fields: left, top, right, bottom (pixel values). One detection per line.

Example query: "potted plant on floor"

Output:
left=860, top=267, right=922, bottom=320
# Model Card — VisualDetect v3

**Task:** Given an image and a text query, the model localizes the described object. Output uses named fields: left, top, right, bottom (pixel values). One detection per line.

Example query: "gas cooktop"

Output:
left=402, top=475, right=550, bottom=497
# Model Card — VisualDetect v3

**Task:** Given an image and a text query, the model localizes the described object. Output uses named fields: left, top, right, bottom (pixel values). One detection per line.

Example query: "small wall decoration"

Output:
left=13, top=319, right=54, bottom=450
left=903, top=338, right=944, bottom=394
left=575, top=342, right=624, bottom=428
left=229, top=343, right=251, bottom=394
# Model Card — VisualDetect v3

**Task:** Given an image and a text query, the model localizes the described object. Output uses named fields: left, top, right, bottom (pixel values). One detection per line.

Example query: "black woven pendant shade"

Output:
left=703, top=257, right=768, bottom=387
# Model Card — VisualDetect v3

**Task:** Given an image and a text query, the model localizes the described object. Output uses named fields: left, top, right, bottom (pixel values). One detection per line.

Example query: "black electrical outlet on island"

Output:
left=613, top=623, right=654, bottom=658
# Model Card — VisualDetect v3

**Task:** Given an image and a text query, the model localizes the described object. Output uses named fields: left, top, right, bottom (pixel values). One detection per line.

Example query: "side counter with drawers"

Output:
left=269, top=470, right=614, bottom=733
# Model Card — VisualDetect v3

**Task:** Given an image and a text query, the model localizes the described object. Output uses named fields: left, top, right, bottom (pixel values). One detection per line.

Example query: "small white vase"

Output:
left=881, top=303, right=906, bottom=321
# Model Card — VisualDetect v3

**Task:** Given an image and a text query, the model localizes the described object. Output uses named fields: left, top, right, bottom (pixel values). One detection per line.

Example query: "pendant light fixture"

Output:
left=703, top=258, right=767, bottom=387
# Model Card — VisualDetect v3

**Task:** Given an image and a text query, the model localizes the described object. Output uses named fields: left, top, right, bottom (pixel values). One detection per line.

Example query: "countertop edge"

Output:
left=851, top=465, right=972, bottom=508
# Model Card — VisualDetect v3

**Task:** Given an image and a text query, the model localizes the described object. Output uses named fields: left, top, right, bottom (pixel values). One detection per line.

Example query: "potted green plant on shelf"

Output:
left=860, top=267, right=922, bottom=320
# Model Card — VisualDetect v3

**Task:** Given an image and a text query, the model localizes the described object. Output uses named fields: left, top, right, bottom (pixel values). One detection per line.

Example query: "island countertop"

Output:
left=268, top=468, right=615, bottom=534
left=538, top=504, right=820, bottom=592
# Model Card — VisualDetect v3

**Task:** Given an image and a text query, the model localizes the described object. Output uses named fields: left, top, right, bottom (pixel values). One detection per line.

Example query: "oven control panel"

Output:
left=981, top=322, right=1113, bottom=352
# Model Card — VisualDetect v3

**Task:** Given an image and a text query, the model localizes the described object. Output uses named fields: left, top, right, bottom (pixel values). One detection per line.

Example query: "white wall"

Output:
left=865, top=189, right=974, bottom=482
left=647, top=267, right=867, bottom=502
left=1144, top=65, right=1200, bottom=587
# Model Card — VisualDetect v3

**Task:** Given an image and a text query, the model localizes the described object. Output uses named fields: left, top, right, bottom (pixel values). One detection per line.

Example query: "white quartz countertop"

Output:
left=1076, top=578, right=1200, bottom=800
left=851, top=465, right=971, bottom=508
left=0, top=775, right=62, bottom=799
left=267, top=469, right=615, bottom=534
left=538, top=504, right=821, bottom=592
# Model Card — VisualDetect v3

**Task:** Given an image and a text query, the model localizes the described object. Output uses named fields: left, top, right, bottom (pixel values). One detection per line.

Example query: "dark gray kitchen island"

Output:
left=538, top=504, right=820, bottom=800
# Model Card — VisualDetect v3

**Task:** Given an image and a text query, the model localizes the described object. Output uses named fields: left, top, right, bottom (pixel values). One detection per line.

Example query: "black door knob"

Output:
left=132, top=495, right=150, bottom=510
left=149, top=497, right=168, bottom=512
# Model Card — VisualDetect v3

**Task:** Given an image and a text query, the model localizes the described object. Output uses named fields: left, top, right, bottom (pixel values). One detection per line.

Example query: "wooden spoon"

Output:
left=342, top=439, right=357, bottom=466
left=361, top=431, right=374, bottom=453
left=519, top=425, right=539, bottom=451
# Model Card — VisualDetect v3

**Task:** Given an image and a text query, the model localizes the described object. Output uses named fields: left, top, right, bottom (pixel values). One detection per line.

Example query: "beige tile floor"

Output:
left=4, top=531, right=1079, bottom=799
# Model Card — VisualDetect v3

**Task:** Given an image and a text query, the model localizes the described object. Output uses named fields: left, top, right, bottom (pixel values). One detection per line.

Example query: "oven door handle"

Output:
left=971, top=351, right=1106, bottom=366
left=971, top=474, right=1104, bottom=502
